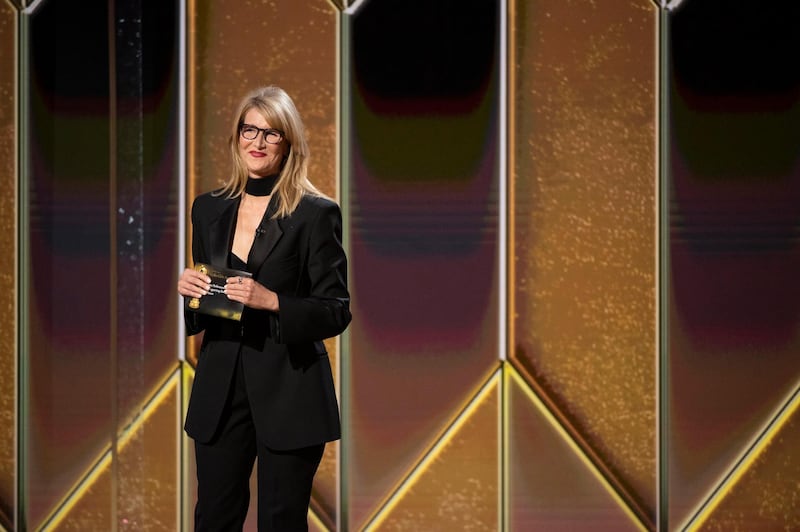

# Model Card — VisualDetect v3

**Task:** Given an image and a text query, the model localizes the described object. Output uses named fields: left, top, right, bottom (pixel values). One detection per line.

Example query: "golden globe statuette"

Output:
left=188, top=264, right=206, bottom=309
left=184, top=262, right=251, bottom=321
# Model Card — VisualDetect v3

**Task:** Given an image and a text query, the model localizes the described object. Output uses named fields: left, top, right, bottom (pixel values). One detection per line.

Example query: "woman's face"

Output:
left=238, top=108, right=288, bottom=177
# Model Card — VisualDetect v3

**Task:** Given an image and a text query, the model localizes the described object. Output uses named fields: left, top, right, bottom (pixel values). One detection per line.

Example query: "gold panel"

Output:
left=49, top=469, right=113, bottom=532
left=187, top=0, right=338, bottom=208
left=507, top=367, right=646, bottom=531
left=116, top=374, right=180, bottom=531
left=510, top=0, right=658, bottom=521
left=182, top=365, right=196, bottom=529
left=365, top=373, right=499, bottom=531
left=0, top=2, right=15, bottom=528
left=309, top=509, right=331, bottom=532
left=47, top=372, right=181, bottom=531
left=690, top=389, right=800, bottom=531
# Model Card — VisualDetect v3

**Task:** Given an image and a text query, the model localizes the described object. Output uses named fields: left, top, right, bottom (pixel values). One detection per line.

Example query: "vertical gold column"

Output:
left=0, top=2, right=17, bottom=529
left=510, top=0, right=658, bottom=524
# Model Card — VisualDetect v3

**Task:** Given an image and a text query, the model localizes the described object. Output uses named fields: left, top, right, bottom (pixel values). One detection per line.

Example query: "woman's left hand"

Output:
left=225, top=276, right=280, bottom=312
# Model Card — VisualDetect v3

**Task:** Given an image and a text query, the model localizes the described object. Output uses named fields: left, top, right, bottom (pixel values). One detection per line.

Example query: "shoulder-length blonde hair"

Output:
left=217, top=85, right=326, bottom=218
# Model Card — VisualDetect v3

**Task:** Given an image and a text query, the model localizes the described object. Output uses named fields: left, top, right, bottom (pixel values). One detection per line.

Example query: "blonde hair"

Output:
left=218, top=85, right=326, bottom=218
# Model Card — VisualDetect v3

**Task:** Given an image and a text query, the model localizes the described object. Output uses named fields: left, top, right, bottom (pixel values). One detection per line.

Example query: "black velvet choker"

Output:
left=245, top=174, right=279, bottom=197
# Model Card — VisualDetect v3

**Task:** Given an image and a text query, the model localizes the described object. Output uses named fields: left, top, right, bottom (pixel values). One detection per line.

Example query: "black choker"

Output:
left=245, top=174, right=279, bottom=197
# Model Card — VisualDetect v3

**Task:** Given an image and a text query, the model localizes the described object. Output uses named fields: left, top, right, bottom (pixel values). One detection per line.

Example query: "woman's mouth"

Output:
left=249, top=151, right=266, bottom=158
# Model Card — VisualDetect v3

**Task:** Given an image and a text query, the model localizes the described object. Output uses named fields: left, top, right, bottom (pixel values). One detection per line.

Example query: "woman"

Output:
left=177, top=86, right=350, bottom=531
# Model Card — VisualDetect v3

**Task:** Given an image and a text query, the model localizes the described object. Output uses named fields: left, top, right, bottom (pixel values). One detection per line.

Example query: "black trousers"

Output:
left=193, top=350, right=325, bottom=531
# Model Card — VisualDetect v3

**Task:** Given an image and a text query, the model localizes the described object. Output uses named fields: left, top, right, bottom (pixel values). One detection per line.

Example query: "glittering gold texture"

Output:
left=507, top=368, right=646, bottom=531
left=510, top=0, right=658, bottom=523
left=0, top=3, right=15, bottom=529
left=367, top=375, right=499, bottom=532
left=115, top=375, right=180, bottom=531
left=49, top=470, right=113, bottom=532
left=47, top=374, right=180, bottom=531
left=187, top=2, right=340, bottom=526
left=692, top=391, right=800, bottom=531
left=188, top=0, right=338, bottom=200
left=182, top=366, right=197, bottom=529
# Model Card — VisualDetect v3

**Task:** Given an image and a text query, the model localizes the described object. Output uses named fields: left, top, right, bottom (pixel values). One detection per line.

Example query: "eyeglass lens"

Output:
left=241, top=125, right=282, bottom=144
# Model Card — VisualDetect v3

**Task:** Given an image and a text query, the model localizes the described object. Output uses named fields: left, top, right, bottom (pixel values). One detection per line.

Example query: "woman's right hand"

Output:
left=177, top=268, right=211, bottom=298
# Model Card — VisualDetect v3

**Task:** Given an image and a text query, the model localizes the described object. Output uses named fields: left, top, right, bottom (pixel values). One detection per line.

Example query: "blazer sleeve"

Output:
left=184, top=197, right=210, bottom=336
left=274, top=200, right=351, bottom=343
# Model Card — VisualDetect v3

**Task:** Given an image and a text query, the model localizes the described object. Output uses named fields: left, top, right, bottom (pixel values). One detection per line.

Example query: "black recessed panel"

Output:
left=24, top=0, right=180, bottom=526
left=344, top=1, right=501, bottom=527
left=666, top=1, right=800, bottom=526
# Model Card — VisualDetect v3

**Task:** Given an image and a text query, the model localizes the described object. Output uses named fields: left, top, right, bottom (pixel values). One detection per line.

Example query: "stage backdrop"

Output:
left=1, top=1, right=798, bottom=531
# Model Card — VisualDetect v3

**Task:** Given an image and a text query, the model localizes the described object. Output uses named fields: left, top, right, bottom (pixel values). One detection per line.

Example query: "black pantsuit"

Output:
left=194, top=349, right=325, bottom=531
left=184, top=191, right=350, bottom=530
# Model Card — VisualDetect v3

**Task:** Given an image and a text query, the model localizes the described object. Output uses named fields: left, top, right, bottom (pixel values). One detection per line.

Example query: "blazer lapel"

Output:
left=247, top=196, right=283, bottom=274
left=208, top=198, right=239, bottom=269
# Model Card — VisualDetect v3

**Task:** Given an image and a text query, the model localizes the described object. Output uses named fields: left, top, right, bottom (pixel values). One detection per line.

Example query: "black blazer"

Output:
left=183, top=190, right=351, bottom=450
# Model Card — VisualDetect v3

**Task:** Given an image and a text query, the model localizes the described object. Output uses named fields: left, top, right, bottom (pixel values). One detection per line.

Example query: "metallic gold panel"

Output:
left=343, top=0, right=501, bottom=528
left=187, top=1, right=340, bottom=525
left=49, top=467, right=113, bottom=532
left=510, top=0, right=658, bottom=523
left=691, top=390, right=800, bottom=531
left=309, top=514, right=329, bottom=532
left=0, top=3, right=16, bottom=529
left=182, top=365, right=196, bottom=530
left=507, top=368, right=645, bottom=531
left=366, top=374, right=499, bottom=531
left=115, top=374, right=180, bottom=531
left=665, top=2, right=800, bottom=527
left=188, top=0, right=338, bottom=208
left=48, top=373, right=181, bottom=531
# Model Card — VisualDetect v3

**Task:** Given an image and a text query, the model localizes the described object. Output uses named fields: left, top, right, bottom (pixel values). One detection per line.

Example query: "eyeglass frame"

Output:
left=239, top=123, right=285, bottom=144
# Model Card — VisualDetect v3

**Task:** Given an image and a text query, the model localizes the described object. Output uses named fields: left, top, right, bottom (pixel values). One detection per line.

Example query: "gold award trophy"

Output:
left=187, top=264, right=206, bottom=309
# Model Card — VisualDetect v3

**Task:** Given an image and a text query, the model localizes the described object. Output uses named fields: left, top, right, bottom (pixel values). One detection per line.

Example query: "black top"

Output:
left=229, top=251, right=248, bottom=272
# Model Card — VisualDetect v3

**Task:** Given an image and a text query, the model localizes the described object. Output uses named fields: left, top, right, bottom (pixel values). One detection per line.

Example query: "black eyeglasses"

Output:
left=239, top=124, right=285, bottom=144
